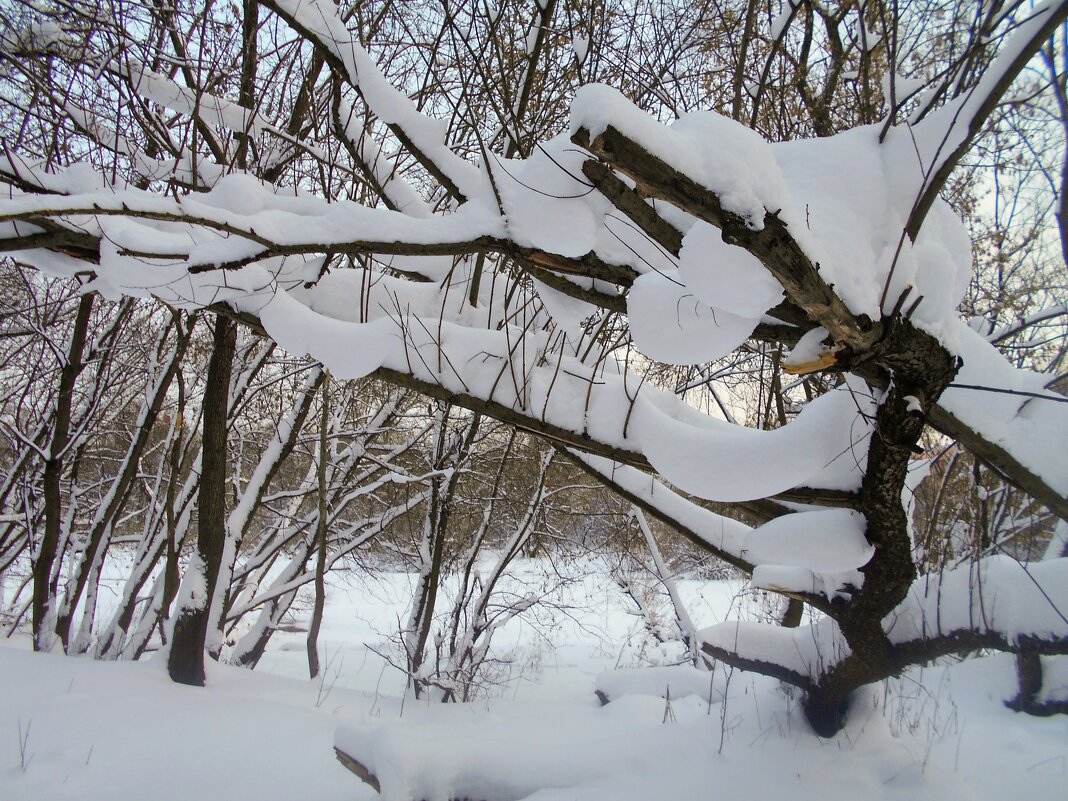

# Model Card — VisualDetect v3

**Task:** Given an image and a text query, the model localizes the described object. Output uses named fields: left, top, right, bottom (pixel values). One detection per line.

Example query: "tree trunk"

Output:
left=167, top=314, right=236, bottom=685
left=1007, top=651, right=1068, bottom=716
left=33, top=292, right=94, bottom=651
left=799, top=323, right=960, bottom=735
left=162, top=370, right=188, bottom=625
left=307, top=374, right=330, bottom=678
left=56, top=314, right=191, bottom=652
left=406, top=408, right=479, bottom=698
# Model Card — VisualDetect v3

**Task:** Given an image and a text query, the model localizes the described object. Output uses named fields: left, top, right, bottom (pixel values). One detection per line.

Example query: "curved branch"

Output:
left=904, top=0, right=1068, bottom=241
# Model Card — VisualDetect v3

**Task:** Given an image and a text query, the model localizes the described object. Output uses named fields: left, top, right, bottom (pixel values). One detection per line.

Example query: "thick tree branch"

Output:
left=573, top=125, right=881, bottom=354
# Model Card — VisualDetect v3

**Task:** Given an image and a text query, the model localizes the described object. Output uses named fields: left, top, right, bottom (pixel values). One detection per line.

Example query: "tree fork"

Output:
left=800, top=319, right=960, bottom=734
left=574, top=124, right=1068, bottom=522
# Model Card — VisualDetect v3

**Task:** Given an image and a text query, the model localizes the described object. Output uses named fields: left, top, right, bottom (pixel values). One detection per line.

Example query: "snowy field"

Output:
left=1, top=557, right=1065, bottom=801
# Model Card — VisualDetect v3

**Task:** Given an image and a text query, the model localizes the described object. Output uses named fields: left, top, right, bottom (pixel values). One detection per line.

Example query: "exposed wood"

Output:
left=333, top=747, right=381, bottom=794
left=782, top=350, right=840, bottom=375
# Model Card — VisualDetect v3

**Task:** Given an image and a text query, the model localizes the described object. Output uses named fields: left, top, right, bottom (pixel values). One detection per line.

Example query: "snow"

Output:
left=627, top=271, right=761, bottom=364
left=1040, top=657, right=1068, bottom=704
left=492, top=135, right=602, bottom=258
left=886, top=555, right=1068, bottom=647
left=335, top=697, right=723, bottom=801
left=634, top=383, right=870, bottom=502
left=701, top=616, right=852, bottom=679
left=770, top=3, right=800, bottom=40
left=594, top=664, right=723, bottom=704
left=627, top=220, right=786, bottom=363
left=0, top=646, right=362, bottom=801
left=568, top=86, right=982, bottom=329
left=525, top=26, right=539, bottom=55
left=741, top=509, right=872, bottom=575
left=5, top=62, right=1059, bottom=524
left=678, top=221, right=784, bottom=317
left=572, top=34, right=590, bottom=64
left=572, top=85, right=790, bottom=229
left=2, top=16, right=1066, bottom=797
left=3, top=559, right=1067, bottom=801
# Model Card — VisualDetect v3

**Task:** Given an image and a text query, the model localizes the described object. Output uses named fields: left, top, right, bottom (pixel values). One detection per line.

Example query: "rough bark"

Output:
left=798, top=322, right=959, bottom=734
left=33, top=292, right=93, bottom=651
left=167, top=314, right=236, bottom=686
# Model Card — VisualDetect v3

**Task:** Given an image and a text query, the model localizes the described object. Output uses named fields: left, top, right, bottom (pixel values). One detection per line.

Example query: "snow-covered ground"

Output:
left=1, top=558, right=1065, bottom=800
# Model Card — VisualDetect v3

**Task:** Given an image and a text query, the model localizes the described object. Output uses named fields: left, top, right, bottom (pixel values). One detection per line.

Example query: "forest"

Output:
left=0, top=1, right=1066, bottom=799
